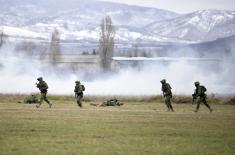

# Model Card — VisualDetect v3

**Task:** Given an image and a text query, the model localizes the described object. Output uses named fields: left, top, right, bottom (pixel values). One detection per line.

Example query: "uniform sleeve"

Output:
left=37, top=83, right=42, bottom=90
left=74, top=86, right=78, bottom=93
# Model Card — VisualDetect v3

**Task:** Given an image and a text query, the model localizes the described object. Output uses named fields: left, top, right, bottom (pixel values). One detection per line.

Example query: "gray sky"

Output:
left=100, top=0, right=235, bottom=13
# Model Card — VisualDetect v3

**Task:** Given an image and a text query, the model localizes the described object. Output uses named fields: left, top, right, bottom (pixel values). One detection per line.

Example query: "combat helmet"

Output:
left=75, top=80, right=80, bottom=84
left=160, top=79, right=166, bottom=83
left=194, top=81, right=200, bottom=86
left=37, top=77, right=43, bottom=81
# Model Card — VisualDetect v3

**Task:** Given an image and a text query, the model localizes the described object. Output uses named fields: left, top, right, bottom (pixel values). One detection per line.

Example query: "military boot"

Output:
left=169, top=105, right=174, bottom=112
left=78, top=103, right=82, bottom=108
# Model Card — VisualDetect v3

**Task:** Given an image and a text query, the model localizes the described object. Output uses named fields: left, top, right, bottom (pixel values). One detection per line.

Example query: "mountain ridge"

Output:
left=0, top=0, right=234, bottom=43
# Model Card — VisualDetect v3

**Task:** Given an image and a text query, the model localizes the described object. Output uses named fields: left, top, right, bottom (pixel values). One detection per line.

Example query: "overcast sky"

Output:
left=100, top=0, right=235, bottom=13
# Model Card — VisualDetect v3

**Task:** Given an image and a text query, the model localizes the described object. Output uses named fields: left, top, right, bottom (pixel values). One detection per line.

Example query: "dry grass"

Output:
left=1, top=94, right=234, bottom=105
left=0, top=95, right=235, bottom=155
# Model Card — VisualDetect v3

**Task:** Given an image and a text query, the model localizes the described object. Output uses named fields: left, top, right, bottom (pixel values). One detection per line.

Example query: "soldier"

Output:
left=100, top=99, right=124, bottom=107
left=35, top=77, right=52, bottom=108
left=18, top=94, right=39, bottom=104
left=160, top=79, right=174, bottom=112
left=74, top=81, right=85, bottom=107
left=24, top=94, right=39, bottom=104
left=193, top=82, right=213, bottom=112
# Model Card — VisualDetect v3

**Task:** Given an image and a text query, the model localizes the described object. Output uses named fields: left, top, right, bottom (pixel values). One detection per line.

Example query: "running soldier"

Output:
left=35, top=77, right=52, bottom=108
left=74, top=81, right=85, bottom=107
left=160, top=79, right=174, bottom=112
left=193, top=81, right=213, bottom=112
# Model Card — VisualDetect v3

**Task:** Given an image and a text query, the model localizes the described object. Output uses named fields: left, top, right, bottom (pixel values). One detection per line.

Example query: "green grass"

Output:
left=0, top=96, right=235, bottom=155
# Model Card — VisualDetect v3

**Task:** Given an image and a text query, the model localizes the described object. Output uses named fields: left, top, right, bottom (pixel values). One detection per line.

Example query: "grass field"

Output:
left=0, top=95, right=235, bottom=155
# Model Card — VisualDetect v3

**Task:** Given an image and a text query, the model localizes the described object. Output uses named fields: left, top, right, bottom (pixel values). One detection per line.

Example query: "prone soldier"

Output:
left=24, top=94, right=39, bottom=104
left=193, top=81, right=213, bottom=112
left=160, top=79, right=174, bottom=112
left=35, top=77, right=52, bottom=108
left=18, top=94, right=39, bottom=104
left=100, top=99, right=124, bottom=107
left=74, top=81, right=85, bottom=107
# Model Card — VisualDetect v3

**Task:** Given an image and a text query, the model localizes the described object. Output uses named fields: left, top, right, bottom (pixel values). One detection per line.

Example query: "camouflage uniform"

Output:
left=74, top=81, right=85, bottom=107
left=193, top=82, right=213, bottom=112
left=36, top=77, right=52, bottom=108
left=100, top=99, right=124, bottom=107
left=18, top=94, right=39, bottom=104
left=24, top=94, right=39, bottom=104
left=161, top=79, right=174, bottom=112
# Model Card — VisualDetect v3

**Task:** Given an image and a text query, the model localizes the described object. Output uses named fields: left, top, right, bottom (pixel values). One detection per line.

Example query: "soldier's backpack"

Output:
left=201, top=85, right=207, bottom=93
left=81, top=85, right=85, bottom=91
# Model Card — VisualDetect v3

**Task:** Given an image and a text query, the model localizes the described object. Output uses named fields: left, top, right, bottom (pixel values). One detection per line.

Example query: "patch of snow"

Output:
left=188, top=16, right=200, bottom=25
left=2, top=26, right=46, bottom=39
left=113, top=57, right=220, bottom=61
left=179, top=29, right=189, bottom=38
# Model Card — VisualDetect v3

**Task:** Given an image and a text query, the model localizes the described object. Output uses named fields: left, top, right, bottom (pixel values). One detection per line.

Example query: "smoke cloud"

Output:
left=0, top=43, right=235, bottom=96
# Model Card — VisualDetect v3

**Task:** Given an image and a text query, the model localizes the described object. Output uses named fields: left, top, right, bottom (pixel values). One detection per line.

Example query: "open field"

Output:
left=0, top=95, right=235, bottom=155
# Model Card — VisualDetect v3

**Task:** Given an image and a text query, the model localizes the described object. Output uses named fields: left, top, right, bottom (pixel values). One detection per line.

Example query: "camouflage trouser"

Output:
left=195, top=96, right=212, bottom=112
left=164, top=95, right=174, bottom=111
left=37, top=92, right=51, bottom=108
left=76, top=94, right=83, bottom=107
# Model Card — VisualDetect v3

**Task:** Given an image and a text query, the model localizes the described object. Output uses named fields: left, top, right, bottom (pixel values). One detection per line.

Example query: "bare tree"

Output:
left=133, top=44, right=139, bottom=57
left=49, top=28, right=61, bottom=65
left=0, top=28, right=7, bottom=48
left=140, top=48, right=148, bottom=57
left=98, top=15, right=115, bottom=72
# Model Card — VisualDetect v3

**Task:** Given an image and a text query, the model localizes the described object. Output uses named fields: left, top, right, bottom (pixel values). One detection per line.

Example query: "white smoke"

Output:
left=0, top=44, right=235, bottom=96
left=85, top=59, right=235, bottom=95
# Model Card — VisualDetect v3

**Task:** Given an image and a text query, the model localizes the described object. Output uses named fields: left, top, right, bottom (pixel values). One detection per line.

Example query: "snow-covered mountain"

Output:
left=0, top=0, right=178, bottom=27
left=0, top=0, right=235, bottom=43
left=0, top=0, right=180, bottom=43
left=145, top=10, right=235, bottom=42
